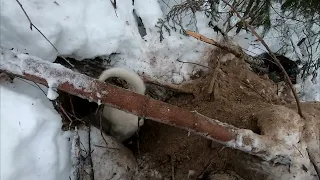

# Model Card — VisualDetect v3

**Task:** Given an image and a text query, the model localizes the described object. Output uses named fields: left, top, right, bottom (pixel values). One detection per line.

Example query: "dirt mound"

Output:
left=126, top=54, right=319, bottom=180
left=55, top=51, right=318, bottom=179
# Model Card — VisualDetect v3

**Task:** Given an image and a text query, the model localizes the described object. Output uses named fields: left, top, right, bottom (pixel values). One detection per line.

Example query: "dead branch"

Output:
left=185, top=30, right=244, bottom=58
left=220, top=0, right=303, bottom=118
left=110, top=0, right=118, bottom=17
left=0, top=49, right=294, bottom=165
left=88, top=125, right=95, bottom=180
left=70, top=127, right=81, bottom=180
left=170, top=154, right=175, bottom=180
left=110, top=0, right=116, bottom=9
left=142, top=75, right=194, bottom=94
left=207, top=56, right=221, bottom=94
left=185, top=30, right=264, bottom=67
left=307, top=148, right=320, bottom=178
left=15, top=0, right=58, bottom=50
left=15, top=0, right=74, bottom=67
left=176, top=59, right=213, bottom=70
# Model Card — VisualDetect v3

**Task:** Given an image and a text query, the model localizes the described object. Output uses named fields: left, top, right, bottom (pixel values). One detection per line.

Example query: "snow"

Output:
left=299, top=73, right=320, bottom=101
left=77, top=126, right=138, bottom=179
left=0, top=0, right=216, bottom=84
left=134, top=0, right=163, bottom=32
left=47, top=87, right=59, bottom=100
left=0, top=0, right=319, bottom=179
left=0, top=0, right=318, bottom=96
left=0, top=78, right=71, bottom=180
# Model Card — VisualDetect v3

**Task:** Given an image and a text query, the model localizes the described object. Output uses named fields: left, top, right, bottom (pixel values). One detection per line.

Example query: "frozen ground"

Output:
left=0, top=0, right=319, bottom=180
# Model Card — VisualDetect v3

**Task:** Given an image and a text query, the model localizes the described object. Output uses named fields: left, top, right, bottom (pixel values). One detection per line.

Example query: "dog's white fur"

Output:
left=98, top=67, right=146, bottom=142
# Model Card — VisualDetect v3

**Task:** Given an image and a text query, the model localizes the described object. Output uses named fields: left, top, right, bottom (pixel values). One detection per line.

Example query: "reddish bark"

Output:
left=0, top=50, right=295, bottom=164
left=3, top=66, right=235, bottom=142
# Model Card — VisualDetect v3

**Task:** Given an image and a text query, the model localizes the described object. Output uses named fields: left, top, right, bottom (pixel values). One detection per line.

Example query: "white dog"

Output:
left=98, top=67, right=146, bottom=142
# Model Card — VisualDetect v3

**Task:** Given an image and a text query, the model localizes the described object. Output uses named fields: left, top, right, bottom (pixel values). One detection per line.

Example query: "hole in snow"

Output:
left=133, top=9, right=147, bottom=38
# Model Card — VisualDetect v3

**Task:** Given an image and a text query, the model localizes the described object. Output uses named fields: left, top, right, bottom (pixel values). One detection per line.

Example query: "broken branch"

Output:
left=185, top=30, right=243, bottom=58
left=207, top=56, right=221, bottom=94
left=185, top=30, right=264, bottom=67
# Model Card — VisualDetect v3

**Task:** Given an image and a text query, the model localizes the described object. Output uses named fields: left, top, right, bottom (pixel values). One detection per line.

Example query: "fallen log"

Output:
left=0, top=48, right=293, bottom=165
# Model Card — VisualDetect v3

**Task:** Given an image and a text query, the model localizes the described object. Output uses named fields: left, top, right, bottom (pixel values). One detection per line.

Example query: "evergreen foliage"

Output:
left=156, top=0, right=319, bottom=80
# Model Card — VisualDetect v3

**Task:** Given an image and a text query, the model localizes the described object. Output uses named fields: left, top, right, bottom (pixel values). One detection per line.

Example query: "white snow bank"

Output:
left=77, top=126, right=138, bottom=179
left=0, top=0, right=215, bottom=84
left=299, top=69, right=320, bottom=102
left=0, top=79, right=71, bottom=180
left=0, top=0, right=139, bottom=61
left=0, top=76, right=139, bottom=180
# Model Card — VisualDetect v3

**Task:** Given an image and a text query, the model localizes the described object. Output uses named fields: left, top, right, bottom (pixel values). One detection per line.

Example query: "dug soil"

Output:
left=56, top=53, right=319, bottom=180
left=125, top=55, right=317, bottom=180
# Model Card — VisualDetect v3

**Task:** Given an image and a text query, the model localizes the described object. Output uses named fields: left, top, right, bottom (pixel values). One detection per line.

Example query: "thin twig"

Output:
left=306, top=148, right=320, bottom=178
left=96, top=111, right=120, bottom=150
left=15, top=0, right=33, bottom=31
left=93, top=144, right=119, bottom=150
left=15, top=0, right=74, bottom=67
left=293, top=144, right=304, bottom=158
left=60, top=56, right=75, bottom=68
left=110, top=0, right=116, bottom=9
left=241, top=81, right=270, bottom=102
left=33, top=82, right=47, bottom=96
left=99, top=112, right=109, bottom=146
left=70, top=127, right=81, bottom=180
left=142, top=75, right=194, bottom=94
left=185, top=30, right=243, bottom=58
left=221, top=0, right=303, bottom=118
left=110, top=0, right=118, bottom=17
left=171, top=154, right=175, bottom=180
left=136, top=129, right=141, bottom=157
left=88, top=125, right=95, bottom=180
left=207, top=56, right=221, bottom=94
left=82, top=149, right=94, bottom=161
left=176, top=59, right=213, bottom=70
left=197, top=156, right=214, bottom=179
left=69, top=95, right=77, bottom=117
left=15, top=0, right=57, bottom=51
left=59, top=103, right=73, bottom=124
left=80, top=142, right=87, bottom=153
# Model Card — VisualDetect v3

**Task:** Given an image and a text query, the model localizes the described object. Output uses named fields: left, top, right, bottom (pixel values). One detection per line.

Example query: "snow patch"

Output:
left=76, top=126, right=138, bottom=179
left=0, top=0, right=216, bottom=84
left=0, top=78, right=71, bottom=180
